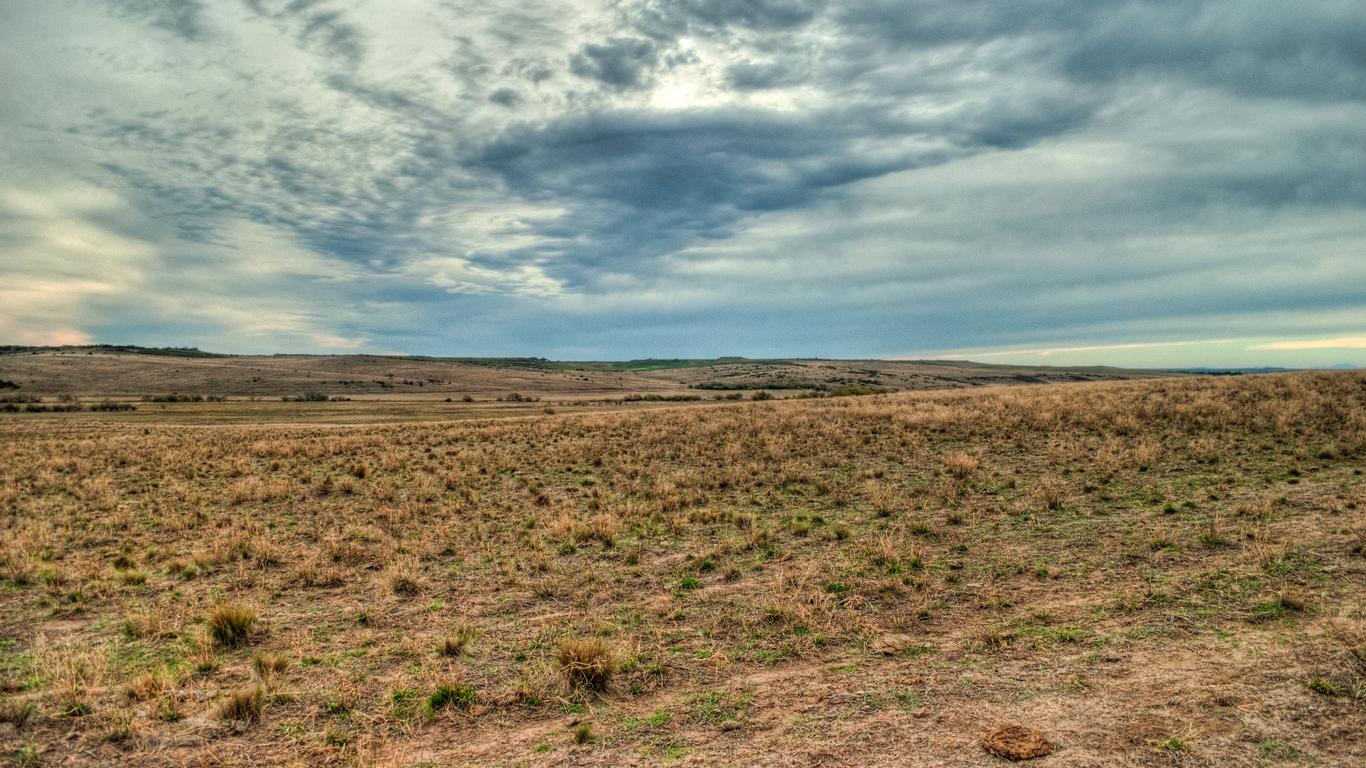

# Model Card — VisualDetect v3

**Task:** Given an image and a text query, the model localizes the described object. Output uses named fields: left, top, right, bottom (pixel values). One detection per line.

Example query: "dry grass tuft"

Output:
left=943, top=451, right=979, bottom=478
left=216, top=685, right=264, bottom=724
left=37, top=643, right=106, bottom=717
left=384, top=559, right=423, bottom=595
left=124, top=668, right=175, bottom=702
left=122, top=605, right=169, bottom=639
left=438, top=626, right=476, bottom=657
left=0, top=698, right=36, bottom=729
left=252, top=652, right=289, bottom=683
left=206, top=603, right=257, bottom=647
left=557, top=637, right=616, bottom=692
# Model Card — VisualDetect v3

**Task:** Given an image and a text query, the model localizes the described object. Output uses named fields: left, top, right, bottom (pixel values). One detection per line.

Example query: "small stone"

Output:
left=872, top=633, right=914, bottom=655
left=982, top=724, right=1054, bottom=761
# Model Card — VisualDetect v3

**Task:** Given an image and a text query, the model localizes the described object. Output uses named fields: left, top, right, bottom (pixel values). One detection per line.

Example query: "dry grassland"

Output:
left=1, top=373, right=1363, bottom=766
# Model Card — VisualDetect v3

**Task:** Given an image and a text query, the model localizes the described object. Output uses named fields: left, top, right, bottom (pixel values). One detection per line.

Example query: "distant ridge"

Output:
left=0, top=347, right=1173, bottom=397
left=0, top=344, right=222, bottom=358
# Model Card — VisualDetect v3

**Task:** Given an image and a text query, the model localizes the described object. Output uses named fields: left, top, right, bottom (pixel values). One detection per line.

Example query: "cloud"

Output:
left=570, top=37, right=661, bottom=89
left=488, top=87, right=523, bottom=107
left=242, top=0, right=367, bottom=66
left=408, top=256, right=563, bottom=298
left=1254, top=336, right=1366, bottom=351
left=724, top=60, right=801, bottom=90
left=101, top=0, right=211, bottom=41
left=0, top=1, right=1364, bottom=363
left=961, top=339, right=1241, bottom=359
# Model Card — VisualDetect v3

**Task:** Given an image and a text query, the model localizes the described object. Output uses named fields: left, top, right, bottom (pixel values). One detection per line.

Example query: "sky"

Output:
left=1, top=1, right=1364, bottom=367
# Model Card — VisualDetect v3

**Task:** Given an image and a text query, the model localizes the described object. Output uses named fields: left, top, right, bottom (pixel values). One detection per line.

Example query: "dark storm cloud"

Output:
left=488, top=87, right=523, bottom=107
left=1060, top=2, right=1366, bottom=100
left=724, top=60, right=801, bottom=90
left=242, top=0, right=366, bottom=66
left=103, top=0, right=211, bottom=40
left=463, top=83, right=1100, bottom=285
left=569, top=37, right=661, bottom=89
left=628, top=0, right=825, bottom=37
left=837, top=1, right=1366, bottom=101
left=468, top=107, right=926, bottom=276
left=835, top=0, right=1106, bottom=45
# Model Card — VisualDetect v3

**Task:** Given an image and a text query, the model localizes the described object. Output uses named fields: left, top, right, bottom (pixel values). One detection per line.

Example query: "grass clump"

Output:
left=425, top=682, right=478, bottom=715
left=252, top=652, right=289, bottom=683
left=573, top=722, right=595, bottom=744
left=438, top=626, right=476, bottom=657
left=216, top=685, right=264, bottom=723
left=206, top=603, right=257, bottom=647
left=557, top=637, right=616, bottom=693
left=943, top=451, right=978, bottom=478
left=0, top=699, right=36, bottom=729
left=122, top=606, right=167, bottom=639
left=1303, top=677, right=1340, bottom=696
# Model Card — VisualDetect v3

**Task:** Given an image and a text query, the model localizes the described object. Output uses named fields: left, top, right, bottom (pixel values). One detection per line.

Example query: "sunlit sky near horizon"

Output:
left=2, top=1, right=1364, bottom=367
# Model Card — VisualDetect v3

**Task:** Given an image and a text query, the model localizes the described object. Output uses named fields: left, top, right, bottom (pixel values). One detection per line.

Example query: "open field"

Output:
left=1, top=372, right=1364, bottom=766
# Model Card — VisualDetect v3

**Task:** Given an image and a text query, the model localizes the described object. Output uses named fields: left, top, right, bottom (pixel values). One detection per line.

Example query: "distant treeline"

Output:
left=144, top=394, right=227, bottom=402
left=1, top=400, right=135, bottom=413
left=694, top=381, right=891, bottom=394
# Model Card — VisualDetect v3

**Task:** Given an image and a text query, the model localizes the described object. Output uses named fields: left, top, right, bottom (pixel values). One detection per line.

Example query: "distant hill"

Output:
left=0, top=346, right=1175, bottom=397
left=1160, top=367, right=1295, bottom=375
left=0, top=344, right=222, bottom=358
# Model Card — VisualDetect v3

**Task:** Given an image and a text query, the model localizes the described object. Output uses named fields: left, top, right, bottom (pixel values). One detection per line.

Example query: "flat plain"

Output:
left=1, top=360, right=1363, bottom=766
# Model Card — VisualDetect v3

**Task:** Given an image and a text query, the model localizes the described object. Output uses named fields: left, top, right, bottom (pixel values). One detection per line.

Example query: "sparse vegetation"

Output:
left=0, top=370, right=1362, bottom=765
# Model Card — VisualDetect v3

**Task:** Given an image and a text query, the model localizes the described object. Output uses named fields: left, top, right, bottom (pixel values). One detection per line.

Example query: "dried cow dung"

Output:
left=982, top=724, right=1054, bottom=760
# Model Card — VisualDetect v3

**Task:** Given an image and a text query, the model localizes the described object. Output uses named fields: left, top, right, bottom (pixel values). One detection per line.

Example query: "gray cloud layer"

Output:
left=0, top=0, right=1363, bottom=364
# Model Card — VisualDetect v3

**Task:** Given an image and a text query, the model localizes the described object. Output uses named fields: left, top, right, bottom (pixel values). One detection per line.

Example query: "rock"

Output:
left=982, top=724, right=1054, bottom=761
left=872, top=633, right=915, bottom=655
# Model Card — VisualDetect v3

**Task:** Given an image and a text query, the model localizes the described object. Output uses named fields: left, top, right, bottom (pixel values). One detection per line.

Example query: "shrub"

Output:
left=89, top=401, right=136, bottom=412
left=557, top=637, right=616, bottom=692
left=206, top=603, right=257, bottom=647
left=145, top=393, right=203, bottom=402
left=281, top=392, right=329, bottom=402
